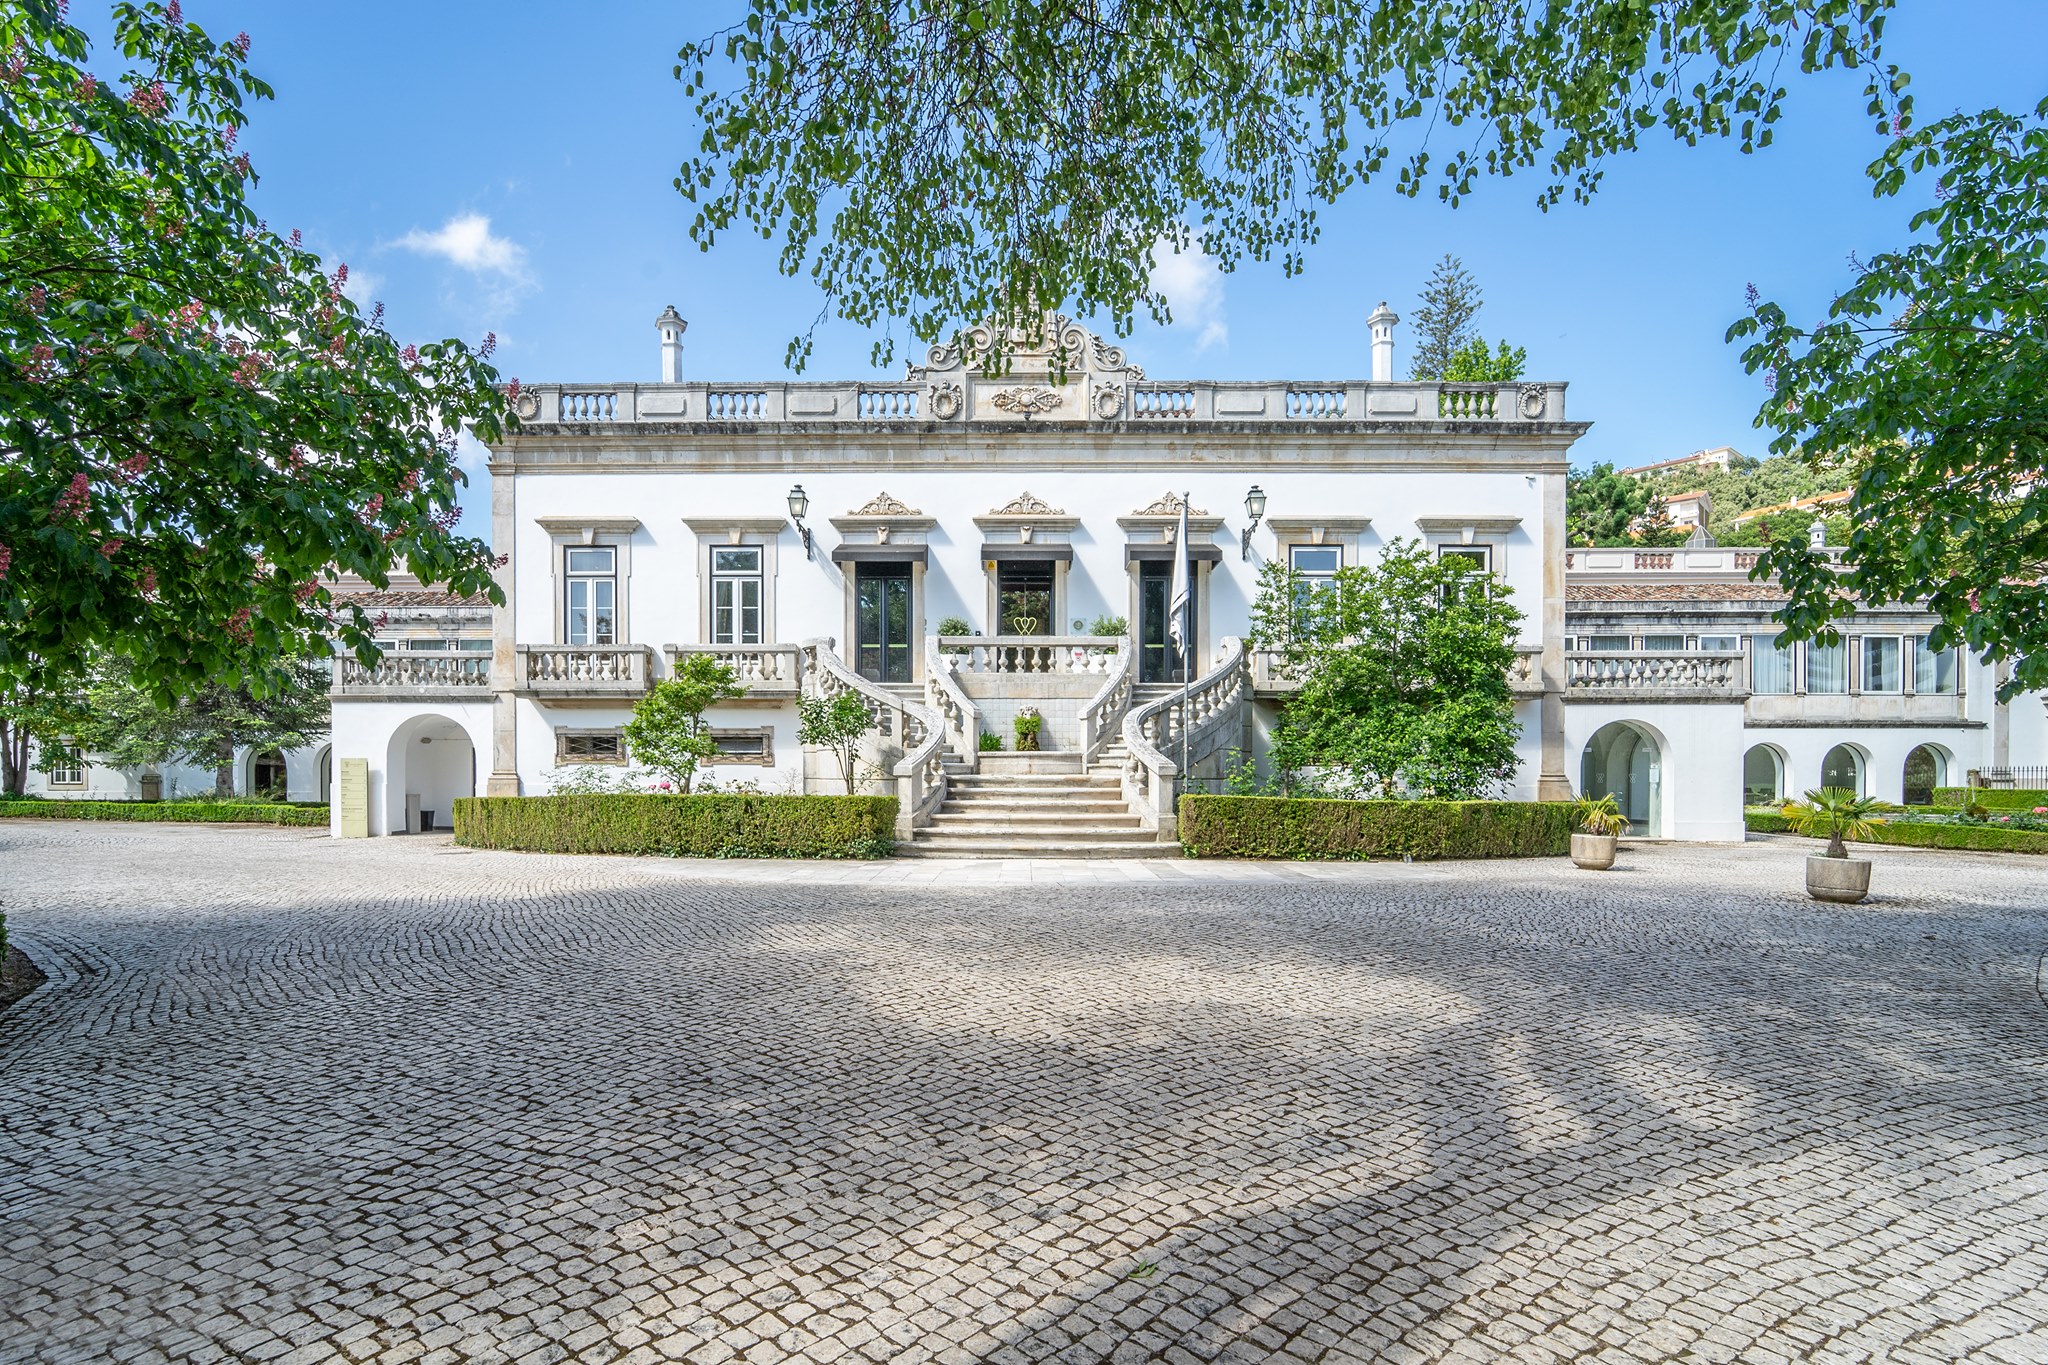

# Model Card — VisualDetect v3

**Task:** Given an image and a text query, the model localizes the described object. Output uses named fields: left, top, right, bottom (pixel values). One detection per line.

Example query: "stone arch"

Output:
left=1821, top=742, right=1869, bottom=797
left=1580, top=719, right=1669, bottom=838
left=249, top=746, right=288, bottom=800
left=1902, top=742, right=1952, bottom=807
left=383, top=713, right=480, bottom=834
left=1742, top=743, right=1788, bottom=806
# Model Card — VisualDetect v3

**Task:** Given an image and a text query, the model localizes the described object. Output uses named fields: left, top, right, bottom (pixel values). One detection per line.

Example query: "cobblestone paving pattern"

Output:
left=3, top=823, right=2047, bottom=1364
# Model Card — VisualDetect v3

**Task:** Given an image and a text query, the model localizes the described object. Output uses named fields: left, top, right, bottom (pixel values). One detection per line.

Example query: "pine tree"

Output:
left=1408, top=254, right=1484, bottom=380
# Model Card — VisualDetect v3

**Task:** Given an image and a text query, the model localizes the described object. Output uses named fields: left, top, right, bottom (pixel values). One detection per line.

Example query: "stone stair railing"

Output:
left=800, top=639, right=948, bottom=838
left=924, top=637, right=983, bottom=770
left=1120, top=637, right=1250, bottom=842
left=1078, top=636, right=1135, bottom=766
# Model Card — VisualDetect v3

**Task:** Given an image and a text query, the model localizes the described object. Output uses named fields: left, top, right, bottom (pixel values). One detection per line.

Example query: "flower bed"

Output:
left=1746, top=806, right=2048, bottom=854
left=1179, top=795, right=1574, bottom=860
left=0, top=799, right=326, bottom=826
left=453, top=794, right=897, bottom=859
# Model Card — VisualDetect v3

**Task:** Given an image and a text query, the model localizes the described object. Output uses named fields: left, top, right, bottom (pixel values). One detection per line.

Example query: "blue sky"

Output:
left=77, top=4, right=2048, bottom=537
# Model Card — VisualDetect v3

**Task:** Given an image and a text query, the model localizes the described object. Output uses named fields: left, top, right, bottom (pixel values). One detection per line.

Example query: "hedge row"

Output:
left=1179, top=795, right=1574, bottom=860
left=1745, top=808, right=2048, bottom=854
left=453, top=794, right=898, bottom=859
left=1930, top=787, right=2048, bottom=811
left=0, top=799, right=326, bottom=826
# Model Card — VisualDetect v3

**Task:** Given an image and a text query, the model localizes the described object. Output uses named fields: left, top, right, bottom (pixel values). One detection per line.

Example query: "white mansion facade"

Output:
left=30, top=308, right=2042, bottom=850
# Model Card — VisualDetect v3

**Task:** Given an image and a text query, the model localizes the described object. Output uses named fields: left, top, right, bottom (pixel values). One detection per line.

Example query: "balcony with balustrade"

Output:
left=1566, top=649, right=1747, bottom=703
left=664, top=643, right=802, bottom=700
left=514, top=644, right=656, bottom=701
left=1251, top=645, right=1547, bottom=699
left=331, top=651, right=493, bottom=701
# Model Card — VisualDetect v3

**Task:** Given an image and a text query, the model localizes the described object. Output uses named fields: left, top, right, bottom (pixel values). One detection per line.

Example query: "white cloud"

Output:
left=1149, top=241, right=1228, bottom=350
left=337, top=265, right=382, bottom=309
left=394, top=213, right=529, bottom=279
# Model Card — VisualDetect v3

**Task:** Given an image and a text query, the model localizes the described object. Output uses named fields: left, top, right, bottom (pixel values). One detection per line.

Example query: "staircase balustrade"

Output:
left=800, top=639, right=947, bottom=837
left=1077, top=637, right=1134, bottom=766
left=1120, top=637, right=1249, bottom=842
left=938, top=635, right=1122, bottom=675
left=924, top=638, right=983, bottom=768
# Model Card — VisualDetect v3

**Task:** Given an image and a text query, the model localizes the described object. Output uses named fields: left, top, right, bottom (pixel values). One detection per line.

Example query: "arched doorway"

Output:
left=1902, top=744, right=1948, bottom=806
left=1821, top=743, right=1865, bottom=796
left=317, top=747, right=332, bottom=803
left=1581, top=721, right=1665, bottom=837
left=251, top=747, right=288, bottom=800
left=1743, top=744, right=1785, bottom=806
left=383, top=714, right=478, bottom=834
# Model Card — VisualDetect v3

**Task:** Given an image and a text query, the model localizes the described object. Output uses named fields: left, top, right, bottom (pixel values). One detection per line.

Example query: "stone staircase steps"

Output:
left=906, top=759, right=1168, bottom=859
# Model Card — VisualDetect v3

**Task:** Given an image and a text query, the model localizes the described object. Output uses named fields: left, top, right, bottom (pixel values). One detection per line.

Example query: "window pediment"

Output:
left=537, top=516, right=640, bottom=545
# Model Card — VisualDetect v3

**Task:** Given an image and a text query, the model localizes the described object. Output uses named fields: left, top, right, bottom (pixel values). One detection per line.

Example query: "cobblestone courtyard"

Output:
left=3, top=824, right=2046, bottom=1365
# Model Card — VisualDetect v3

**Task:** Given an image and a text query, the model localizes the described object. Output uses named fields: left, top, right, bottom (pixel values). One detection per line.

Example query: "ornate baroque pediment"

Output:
left=847, top=491, right=922, bottom=517
left=1131, top=492, right=1211, bottom=518
left=910, top=311, right=1148, bottom=383
left=988, top=491, right=1066, bottom=517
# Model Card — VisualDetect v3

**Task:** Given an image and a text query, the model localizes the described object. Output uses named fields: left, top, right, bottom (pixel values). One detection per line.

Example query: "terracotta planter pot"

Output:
left=1806, top=853, right=1872, bottom=903
left=1570, top=832, right=1618, bottom=870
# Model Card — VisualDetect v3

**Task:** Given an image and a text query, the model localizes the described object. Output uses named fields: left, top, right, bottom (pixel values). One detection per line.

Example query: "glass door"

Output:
left=1138, top=564, right=1193, bottom=684
left=855, top=564, right=913, bottom=682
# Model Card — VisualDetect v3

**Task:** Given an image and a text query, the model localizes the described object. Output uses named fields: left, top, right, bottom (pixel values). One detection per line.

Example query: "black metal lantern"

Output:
left=788, top=485, right=813, bottom=558
left=1241, top=485, right=1267, bottom=560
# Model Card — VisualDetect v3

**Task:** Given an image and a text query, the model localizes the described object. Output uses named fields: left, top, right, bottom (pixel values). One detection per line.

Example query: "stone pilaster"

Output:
left=1537, top=466, right=1573, bottom=801
left=485, top=451, right=521, bottom=796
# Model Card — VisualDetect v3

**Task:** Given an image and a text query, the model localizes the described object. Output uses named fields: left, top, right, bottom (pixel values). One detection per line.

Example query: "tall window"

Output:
left=711, top=547, right=764, bottom=645
left=564, top=547, right=617, bottom=645
left=1698, top=634, right=1741, bottom=653
left=1435, top=544, right=1491, bottom=604
left=1807, top=639, right=1848, bottom=694
left=1642, top=632, right=1687, bottom=652
left=1583, top=634, right=1631, bottom=652
left=1862, top=635, right=1902, bottom=694
left=1913, top=636, right=1958, bottom=694
left=1288, top=545, right=1341, bottom=625
left=47, top=743, right=84, bottom=786
left=1750, top=635, right=1794, bottom=695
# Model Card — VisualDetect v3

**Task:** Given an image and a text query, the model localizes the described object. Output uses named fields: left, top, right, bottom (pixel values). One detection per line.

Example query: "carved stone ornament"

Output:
left=848, top=491, right=923, bottom=517
left=1132, top=491, right=1211, bottom=517
left=928, top=381, right=964, bottom=420
left=1518, top=384, right=1547, bottom=419
left=990, top=386, right=1064, bottom=416
left=1092, top=383, right=1127, bottom=420
left=989, top=491, right=1066, bottom=517
left=510, top=387, right=542, bottom=420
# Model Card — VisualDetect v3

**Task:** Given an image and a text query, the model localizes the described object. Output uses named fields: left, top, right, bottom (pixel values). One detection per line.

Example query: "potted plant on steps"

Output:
left=1569, top=794, right=1628, bottom=870
left=1013, top=707, right=1043, bottom=753
left=1780, top=787, right=1896, bottom=903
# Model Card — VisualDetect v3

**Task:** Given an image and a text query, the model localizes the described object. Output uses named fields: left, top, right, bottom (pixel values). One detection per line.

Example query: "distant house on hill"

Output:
left=1619, top=446, right=1743, bottom=479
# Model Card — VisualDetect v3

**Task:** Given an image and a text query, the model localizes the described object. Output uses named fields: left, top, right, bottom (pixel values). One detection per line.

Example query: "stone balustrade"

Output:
left=332, top=651, right=492, bottom=699
left=1251, top=644, right=1545, bottom=698
left=1565, top=546, right=1839, bottom=574
left=665, top=643, right=800, bottom=699
left=939, top=636, right=1122, bottom=676
left=1123, top=638, right=1250, bottom=842
left=515, top=644, right=655, bottom=698
left=1567, top=650, right=1746, bottom=699
left=513, top=378, right=1565, bottom=427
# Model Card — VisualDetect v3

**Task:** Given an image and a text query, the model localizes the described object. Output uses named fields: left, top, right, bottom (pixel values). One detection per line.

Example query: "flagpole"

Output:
left=1179, top=490, right=1192, bottom=788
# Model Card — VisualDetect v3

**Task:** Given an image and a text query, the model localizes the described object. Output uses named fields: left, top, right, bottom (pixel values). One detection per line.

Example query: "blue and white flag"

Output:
left=1168, top=493, right=1191, bottom=670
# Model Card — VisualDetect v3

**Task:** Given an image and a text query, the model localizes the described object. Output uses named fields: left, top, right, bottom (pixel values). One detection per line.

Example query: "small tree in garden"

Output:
left=1249, top=538, right=1523, bottom=799
left=799, top=691, right=874, bottom=794
left=621, top=654, right=744, bottom=794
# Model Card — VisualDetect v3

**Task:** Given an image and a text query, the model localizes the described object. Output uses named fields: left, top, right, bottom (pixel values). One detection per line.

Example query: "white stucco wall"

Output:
left=328, top=701, right=491, bottom=836
left=1566, top=702, right=1747, bottom=842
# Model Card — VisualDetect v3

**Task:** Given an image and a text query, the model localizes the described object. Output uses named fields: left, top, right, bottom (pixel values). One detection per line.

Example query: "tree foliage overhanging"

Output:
left=1732, top=97, right=2048, bottom=696
left=0, top=0, right=508, bottom=700
left=675, top=1, right=1905, bottom=368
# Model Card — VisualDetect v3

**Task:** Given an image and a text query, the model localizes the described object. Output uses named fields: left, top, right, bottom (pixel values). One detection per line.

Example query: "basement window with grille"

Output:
left=556, top=729, right=626, bottom=764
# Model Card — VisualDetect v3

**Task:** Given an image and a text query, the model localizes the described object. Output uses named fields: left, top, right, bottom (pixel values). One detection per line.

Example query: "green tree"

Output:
left=1440, top=336, right=1528, bottom=382
left=621, top=654, right=746, bottom=793
left=1, top=1, right=507, bottom=702
left=1566, top=464, right=1652, bottom=546
left=1407, top=254, right=1483, bottom=381
left=0, top=681, right=80, bottom=796
left=63, top=652, right=329, bottom=797
left=798, top=690, right=875, bottom=795
left=675, top=3, right=1905, bottom=368
left=1249, top=539, right=1524, bottom=800
left=1731, top=98, right=2048, bottom=695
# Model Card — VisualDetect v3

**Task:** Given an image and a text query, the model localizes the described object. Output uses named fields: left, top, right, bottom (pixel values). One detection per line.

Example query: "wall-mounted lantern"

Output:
left=1241, top=485, right=1267, bottom=561
left=788, top=485, right=813, bottom=559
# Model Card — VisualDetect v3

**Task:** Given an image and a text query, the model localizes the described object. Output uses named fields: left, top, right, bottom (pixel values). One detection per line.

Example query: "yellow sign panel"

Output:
left=338, top=758, right=370, bottom=839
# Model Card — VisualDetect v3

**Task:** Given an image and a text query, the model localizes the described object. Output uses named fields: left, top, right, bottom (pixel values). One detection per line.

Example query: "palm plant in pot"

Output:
left=1780, top=787, right=1896, bottom=903
left=1569, top=793, right=1629, bottom=870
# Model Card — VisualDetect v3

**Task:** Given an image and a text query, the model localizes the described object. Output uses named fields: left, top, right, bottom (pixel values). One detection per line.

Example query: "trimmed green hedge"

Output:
left=0, top=799, right=326, bottom=826
left=453, top=794, right=897, bottom=859
left=1931, top=787, right=2048, bottom=810
left=1745, top=808, right=2048, bottom=854
left=1179, top=795, right=1574, bottom=860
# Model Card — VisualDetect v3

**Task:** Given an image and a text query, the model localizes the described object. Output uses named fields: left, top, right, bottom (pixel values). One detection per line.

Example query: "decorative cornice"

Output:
left=846, top=491, right=923, bottom=517
left=1266, top=516, right=1373, bottom=545
left=536, top=516, right=641, bottom=543
left=681, top=516, right=789, bottom=541
left=988, top=491, right=1066, bottom=517
left=989, top=386, right=1064, bottom=416
left=1129, top=492, right=1211, bottom=518
left=1415, top=515, right=1524, bottom=543
left=829, top=490, right=937, bottom=537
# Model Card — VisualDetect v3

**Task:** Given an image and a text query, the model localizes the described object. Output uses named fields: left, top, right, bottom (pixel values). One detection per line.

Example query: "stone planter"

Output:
left=1569, top=832, right=1618, bottom=870
left=1806, top=853, right=1871, bottom=904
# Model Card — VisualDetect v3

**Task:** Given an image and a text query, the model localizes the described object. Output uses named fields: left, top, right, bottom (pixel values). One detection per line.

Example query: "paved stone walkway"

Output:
left=3, top=823, right=2046, bottom=1365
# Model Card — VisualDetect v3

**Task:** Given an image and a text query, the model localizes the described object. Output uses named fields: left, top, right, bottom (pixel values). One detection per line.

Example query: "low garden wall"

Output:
left=0, top=799, right=326, bottom=826
left=1930, top=787, right=2048, bottom=811
left=453, top=794, right=897, bottom=859
left=1179, top=795, right=1574, bottom=860
left=1745, top=807, right=2048, bottom=854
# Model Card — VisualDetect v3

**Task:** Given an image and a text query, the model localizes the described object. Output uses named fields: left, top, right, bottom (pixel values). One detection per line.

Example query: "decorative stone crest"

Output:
left=510, top=387, right=542, bottom=420
left=1517, top=383, right=1547, bottom=420
left=848, top=491, right=922, bottom=517
left=990, top=386, right=1064, bottom=416
left=1092, top=383, right=1126, bottom=420
left=1131, top=491, right=1211, bottom=517
left=928, top=380, right=964, bottom=420
left=988, top=491, right=1066, bottom=517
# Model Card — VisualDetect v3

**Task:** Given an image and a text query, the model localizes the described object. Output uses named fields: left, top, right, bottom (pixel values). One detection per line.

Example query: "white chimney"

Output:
left=656, top=305, right=687, bottom=382
left=1368, top=300, right=1399, bottom=383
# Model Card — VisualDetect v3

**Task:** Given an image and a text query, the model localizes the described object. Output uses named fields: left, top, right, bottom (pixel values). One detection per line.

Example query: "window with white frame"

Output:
left=711, top=547, right=765, bottom=645
left=708, top=727, right=774, bottom=765
left=1808, top=639, right=1848, bottom=694
left=46, top=742, right=85, bottom=786
left=556, top=729, right=625, bottom=764
left=1912, top=636, right=1959, bottom=694
left=563, top=546, right=617, bottom=645
left=1862, top=635, right=1903, bottom=693
left=1583, top=634, right=1631, bottom=652
left=1751, top=635, right=1794, bottom=694
left=1435, top=544, right=1492, bottom=602
left=1287, top=544, right=1341, bottom=625
left=1642, top=632, right=1687, bottom=652
left=1698, top=634, right=1740, bottom=652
